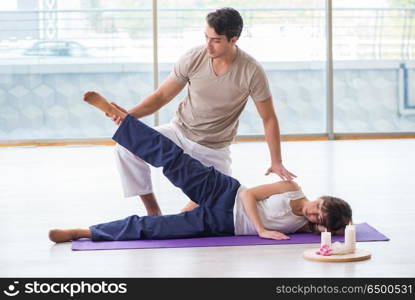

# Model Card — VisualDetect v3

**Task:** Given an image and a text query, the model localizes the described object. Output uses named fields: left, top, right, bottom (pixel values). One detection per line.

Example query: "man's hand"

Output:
left=265, top=162, right=297, bottom=181
left=258, top=229, right=290, bottom=240
left=105, top=102, right=128, bottom=125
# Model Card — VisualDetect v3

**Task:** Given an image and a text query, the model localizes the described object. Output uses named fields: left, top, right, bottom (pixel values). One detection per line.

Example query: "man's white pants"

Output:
left=114, top=122, right=232, bottom=197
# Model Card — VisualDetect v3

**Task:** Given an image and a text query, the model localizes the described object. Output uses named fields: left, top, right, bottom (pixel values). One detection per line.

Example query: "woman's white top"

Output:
left=233, top=185, right=309, bottom=235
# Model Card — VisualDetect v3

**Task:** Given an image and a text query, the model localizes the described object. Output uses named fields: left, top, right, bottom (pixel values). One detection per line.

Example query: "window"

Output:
left=333, top=0, right=415, bottom=133
left=0, top=0, right=153, bottom=141
left=157, top=0, right=327, bottom=135
left=0, top=0, right=414, bottom=143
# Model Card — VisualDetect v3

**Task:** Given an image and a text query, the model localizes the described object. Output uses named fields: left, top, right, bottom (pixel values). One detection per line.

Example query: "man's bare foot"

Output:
left=49, top=228, right=91, bottom=243
left=83, top=91, right=127, bottom=120
left=181, top=201, right=199, bottom=212
left=140, top=193, right=162, bottom=216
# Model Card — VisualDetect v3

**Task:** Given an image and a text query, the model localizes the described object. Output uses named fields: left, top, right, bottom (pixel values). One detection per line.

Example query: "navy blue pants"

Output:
left=90, top=115, right=241, bottom=241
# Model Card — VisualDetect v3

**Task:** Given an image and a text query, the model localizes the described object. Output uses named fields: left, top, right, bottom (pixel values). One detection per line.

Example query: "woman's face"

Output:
left=303, top=198, right=325, bottom=225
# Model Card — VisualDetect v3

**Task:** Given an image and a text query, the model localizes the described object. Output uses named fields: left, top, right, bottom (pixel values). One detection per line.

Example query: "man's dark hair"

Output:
left=206, top=7, right=243, bottom=41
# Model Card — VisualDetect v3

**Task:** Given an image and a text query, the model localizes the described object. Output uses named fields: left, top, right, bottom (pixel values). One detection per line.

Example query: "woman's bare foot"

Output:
left=83, top=91, right=127, bottom=120
left=49, top=228, right=91, bottom=243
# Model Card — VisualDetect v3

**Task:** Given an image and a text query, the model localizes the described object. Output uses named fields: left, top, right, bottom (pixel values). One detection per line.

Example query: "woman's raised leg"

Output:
left=112, top=115, right=240, bottom=207
left=83, top=92, right=239, bottom=207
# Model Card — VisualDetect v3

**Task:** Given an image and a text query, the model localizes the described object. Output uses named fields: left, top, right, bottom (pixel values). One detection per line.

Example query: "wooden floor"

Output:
left=1, top=138, right=414, bottom=277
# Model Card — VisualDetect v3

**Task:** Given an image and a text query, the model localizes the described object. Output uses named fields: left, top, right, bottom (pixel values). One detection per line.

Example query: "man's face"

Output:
left=204, top=26, right=237, bottom=58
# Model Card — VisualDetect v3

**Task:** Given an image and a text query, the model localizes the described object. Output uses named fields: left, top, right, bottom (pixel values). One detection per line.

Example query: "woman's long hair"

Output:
left=308, top=196, right=352, bottom=234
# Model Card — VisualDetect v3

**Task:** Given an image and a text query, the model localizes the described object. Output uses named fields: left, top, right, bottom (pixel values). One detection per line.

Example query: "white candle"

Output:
left=321, top=230, right=331, bottom=248
left=344, top=224, right=356, bottom=253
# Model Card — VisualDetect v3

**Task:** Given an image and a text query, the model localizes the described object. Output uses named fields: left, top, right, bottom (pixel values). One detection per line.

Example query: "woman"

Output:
left=49, top=92, right=352, bottom=243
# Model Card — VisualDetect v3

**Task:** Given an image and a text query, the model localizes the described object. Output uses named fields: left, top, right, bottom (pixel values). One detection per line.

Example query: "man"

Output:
left=106, top=7, right=296, bottom=216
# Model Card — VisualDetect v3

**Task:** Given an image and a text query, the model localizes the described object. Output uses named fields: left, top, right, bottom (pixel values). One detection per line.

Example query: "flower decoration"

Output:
left=316, top=244, right=333, bottom=256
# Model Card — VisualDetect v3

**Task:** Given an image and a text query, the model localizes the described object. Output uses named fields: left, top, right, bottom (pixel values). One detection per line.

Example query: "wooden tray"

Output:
left=303, top=248, right=371, bottom=262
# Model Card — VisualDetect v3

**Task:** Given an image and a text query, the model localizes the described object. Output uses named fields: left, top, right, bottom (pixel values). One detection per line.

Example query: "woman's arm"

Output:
left=245, top=180, right=300, bottom=200
left=240, top=181, right=300, bottom=240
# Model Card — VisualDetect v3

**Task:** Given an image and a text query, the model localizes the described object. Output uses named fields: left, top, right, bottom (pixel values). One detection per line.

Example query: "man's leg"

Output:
left=140, top=194, right=161, bottom=216
left=115, top=144, right=161, bottom=216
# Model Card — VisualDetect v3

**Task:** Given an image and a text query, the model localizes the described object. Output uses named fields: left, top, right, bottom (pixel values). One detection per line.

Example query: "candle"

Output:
left=321, top=230, right=331, bottom=248
left=344, top=223, right=356, bottom=253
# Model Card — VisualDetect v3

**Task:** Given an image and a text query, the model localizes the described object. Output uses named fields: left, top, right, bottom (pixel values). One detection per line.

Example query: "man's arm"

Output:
left=128, top=77, right=186, bottom=118
left=108, top=77, right=186, bottom=123
left=254, top=97, right=296, bottom=181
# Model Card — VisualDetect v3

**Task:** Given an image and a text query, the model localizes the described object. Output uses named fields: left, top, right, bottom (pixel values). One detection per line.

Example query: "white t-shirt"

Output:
left=233, top=186, right=309, bottom=235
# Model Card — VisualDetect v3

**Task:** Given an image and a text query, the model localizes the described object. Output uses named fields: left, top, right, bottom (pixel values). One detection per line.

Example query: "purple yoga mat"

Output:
left=71, top=222, right=389, bottom=251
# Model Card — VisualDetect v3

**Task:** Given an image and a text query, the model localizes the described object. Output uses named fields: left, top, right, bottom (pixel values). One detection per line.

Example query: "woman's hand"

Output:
left=258, top=229, right=290, bottom=240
